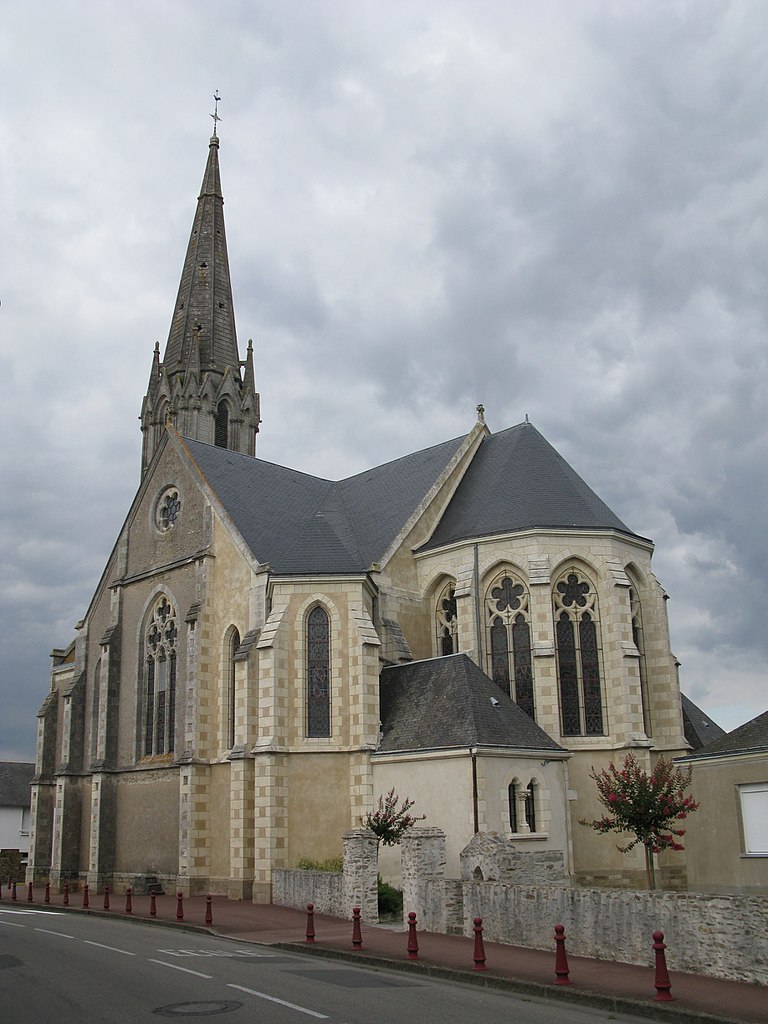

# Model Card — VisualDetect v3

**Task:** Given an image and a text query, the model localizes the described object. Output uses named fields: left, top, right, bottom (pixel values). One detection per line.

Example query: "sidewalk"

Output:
left=7, top=886, right=765, bottom=1024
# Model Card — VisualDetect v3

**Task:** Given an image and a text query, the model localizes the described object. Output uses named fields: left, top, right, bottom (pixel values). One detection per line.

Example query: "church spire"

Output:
left=140, top=108, right=260, bottom=477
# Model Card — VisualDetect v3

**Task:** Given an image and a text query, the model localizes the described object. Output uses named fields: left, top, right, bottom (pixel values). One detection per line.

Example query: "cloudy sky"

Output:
left=1, top=1, right=766, bottom=760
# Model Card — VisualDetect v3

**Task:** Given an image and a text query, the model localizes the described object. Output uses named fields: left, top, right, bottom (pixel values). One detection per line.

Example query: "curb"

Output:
left=273, top=941, right=750, bottom=1024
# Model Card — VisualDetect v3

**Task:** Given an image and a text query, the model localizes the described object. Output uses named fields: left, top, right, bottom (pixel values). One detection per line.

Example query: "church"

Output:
left=28, top=128, right=695, bottom=900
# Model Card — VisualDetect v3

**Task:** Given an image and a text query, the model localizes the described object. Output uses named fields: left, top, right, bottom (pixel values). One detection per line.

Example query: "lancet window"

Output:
left=485, top=571, right=535, bottom=719
left=143, top=596, right=178, bottom=756
left=215, top=400, right=230, bottom=448
left=226, top=628, right=240, bottom=749
left=436, top=581, right=458, bottom=656
left=307, top=606, right=331, bottom=738
left=629, top=585, right=652, bottom=737
left=553, top=569, right=604, bottom=736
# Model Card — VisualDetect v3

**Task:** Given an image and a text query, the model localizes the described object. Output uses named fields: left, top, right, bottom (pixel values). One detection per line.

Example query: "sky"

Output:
left=1, top=1, right=766, bottom=761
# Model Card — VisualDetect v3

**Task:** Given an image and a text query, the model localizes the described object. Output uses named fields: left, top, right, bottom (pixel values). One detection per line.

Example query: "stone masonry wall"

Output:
left=464, top=883, right=768, bottom=984
left=272, top=868, right=344, bottom=918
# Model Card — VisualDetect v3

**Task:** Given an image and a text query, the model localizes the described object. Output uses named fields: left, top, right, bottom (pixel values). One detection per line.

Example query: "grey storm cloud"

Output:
left=1, top=0, right=766, bottom=759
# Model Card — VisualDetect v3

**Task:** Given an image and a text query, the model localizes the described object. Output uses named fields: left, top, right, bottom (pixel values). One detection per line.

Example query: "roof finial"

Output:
left=211, top=91, right=222, bottom=136
left=476, top=403, right=485, bottom=423
left=524, top=412, right=530, bottom=424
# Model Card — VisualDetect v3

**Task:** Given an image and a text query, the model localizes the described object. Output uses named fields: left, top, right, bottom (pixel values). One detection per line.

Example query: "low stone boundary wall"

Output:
left=463, top=883, right=768, bottom=985
left=272, top=869, right=343, bottom=918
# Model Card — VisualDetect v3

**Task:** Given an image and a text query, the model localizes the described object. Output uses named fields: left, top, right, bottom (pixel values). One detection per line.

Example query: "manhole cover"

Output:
left=154, top=1001, right=242, bottom=1017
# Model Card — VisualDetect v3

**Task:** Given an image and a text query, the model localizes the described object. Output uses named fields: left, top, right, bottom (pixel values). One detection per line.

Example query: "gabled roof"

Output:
left=181, top=433, right=467, bottom=573
left=683, top=709, right=768, bottom=760
left=681, top=693, right=726, bottom=750
left=0, top=762, right=34, bottom=807
left=376, top=654, right=566, bottom=754
left=421, top=420, right=637, bottom=551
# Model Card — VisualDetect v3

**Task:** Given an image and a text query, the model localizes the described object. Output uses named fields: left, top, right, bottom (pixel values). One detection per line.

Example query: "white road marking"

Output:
left=0, top=920, right=24, bottom=927
left=0, top=908, right=62, bottom=916
left=35, top=928, right=76, bottom=939
left=148, top=958, right=213, bottom=979
left=157, top=947, right=275, bottom=958
left=228, top=984, right=329, bottom=1019
left=84, top=940, right=136, bottom=956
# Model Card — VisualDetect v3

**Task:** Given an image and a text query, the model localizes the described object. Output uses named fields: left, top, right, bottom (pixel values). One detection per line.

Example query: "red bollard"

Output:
left=176, top=891, right=184, bottom=921
left=45, top=882, right=51, bottom=905
left=351, top=906, right=363, bottom=950
left=554, top=924, right=571, bottom=985
left=205, top=894, right=213, bottom=926
left=472, top=917, right=487, bottom=971
left=149, top=890, right=157, bottom=917
left=82, top=883, right=90, bottom=909
left=653, top=930, right=674, bottom=1002
left=125, top=886, right=133, bottom=914
left=27, top=881, right=34, bottom=902
left=63, top=883, right=69, bottom=906
left=103, top=885, right=110, bottom=911
left=305, top=903, right=316, bottom=943
left=11, top=880, right=17, bottom=901
left=407, top=911, right=419, bottom=960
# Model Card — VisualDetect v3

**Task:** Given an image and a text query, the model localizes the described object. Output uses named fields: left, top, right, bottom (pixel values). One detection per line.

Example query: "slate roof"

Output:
left=182, top=433, right=466, bottom=573
left=683, top=709, right=768, bottom=760
left=421, top=421, right=637, bottom=550
left=376, top=654, right=566, bottom=754
left=181, top=417, right=636, bottom=573
left=0, top=762, right=34, bottom=807
left=680, top=693, right=726, bottom=751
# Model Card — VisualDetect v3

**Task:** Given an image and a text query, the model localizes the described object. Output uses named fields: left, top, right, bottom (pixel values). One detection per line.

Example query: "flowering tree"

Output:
left=579, top=752, right=699, bottom=889
left=364, top=788, right=425, bottom=846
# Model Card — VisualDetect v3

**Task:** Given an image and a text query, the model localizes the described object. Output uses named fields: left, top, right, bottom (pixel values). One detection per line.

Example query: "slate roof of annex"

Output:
left=680, top=693, right=727, bottom=751
left=181, top=418, right=638, bottom=574
left=376, top=653, right=566, bottom=754
left=681, top=708, right=768, bottom=760
left=0, top=762, right=34, bottom=807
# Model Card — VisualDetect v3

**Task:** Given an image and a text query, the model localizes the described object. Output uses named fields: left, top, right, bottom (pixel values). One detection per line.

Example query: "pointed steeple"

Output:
left=140, top=125, right=260, bottom=477
left=163, top=133, right=240, bottom=378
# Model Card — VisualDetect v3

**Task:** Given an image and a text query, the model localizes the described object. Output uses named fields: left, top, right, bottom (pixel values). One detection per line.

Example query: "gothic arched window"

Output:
left=485, top=572, right=535, bottom=719
left=90, top=658, right=101, bottom=764
left=553, top=569, right=605, bottom=736
left=226, top=628, right=240, bottom=749
left=307, top=606, right=331, bottom=738
left=215, top=400, right=230, bottom=448
left=508, top=781, right=518, bottom=832
left=436, top=581, right=458, bottom=656
left=143, top=596, right=178, bottom=756
left=524, top=780, right=537, bottom=833
left=630, top=585, right=652, bottom=737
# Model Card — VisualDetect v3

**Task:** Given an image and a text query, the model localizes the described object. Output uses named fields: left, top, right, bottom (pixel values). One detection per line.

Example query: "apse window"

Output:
left=156, top=488, right=182, bottom=532
left=739, top=782, right=768, bottom=855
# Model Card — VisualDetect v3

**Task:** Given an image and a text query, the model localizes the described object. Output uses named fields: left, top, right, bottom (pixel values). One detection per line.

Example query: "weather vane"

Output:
left=211, top=91, right=222, bottom=136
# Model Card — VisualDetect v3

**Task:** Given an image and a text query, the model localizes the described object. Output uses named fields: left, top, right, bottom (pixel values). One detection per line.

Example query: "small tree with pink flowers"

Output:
left=580, top=752, right=699, bottom=889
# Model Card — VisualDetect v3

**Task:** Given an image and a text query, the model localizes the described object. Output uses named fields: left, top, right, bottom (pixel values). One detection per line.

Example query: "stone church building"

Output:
left=28, top=131, right=695, bottom=900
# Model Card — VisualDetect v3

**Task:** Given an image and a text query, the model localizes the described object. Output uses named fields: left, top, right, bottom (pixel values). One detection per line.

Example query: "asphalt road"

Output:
left=1, top=905, right=651, bottom=1024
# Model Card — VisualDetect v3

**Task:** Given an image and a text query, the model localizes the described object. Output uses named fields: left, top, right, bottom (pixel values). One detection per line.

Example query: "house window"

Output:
left=307, top=606, right=330, bottom=737
left=436, top=582, right=458, bottom=656
left=554, top=569, right=605, bottom=736
left=143, top=596, right=178, bottom=756
left=629, top=585, right=652, bottom=736
left=226, top=628, right=240, bottom=749
left=739, top=782, right=768, bottom=855
left=486, top=572, right=535, bottom=719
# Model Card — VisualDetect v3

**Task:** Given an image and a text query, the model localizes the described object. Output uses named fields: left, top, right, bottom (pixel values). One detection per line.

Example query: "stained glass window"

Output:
left=436, top=582, right=458, bottom=657
left=508, top=782, right=518, bottom=832
left=485, top=573, right=535, bottom=719
left=630, top=586, right=652, bottom=737
left=156, top=489, right=181, bottom=532
left=227, top=628, right=240, bottom=749
left=307, top=606, right=330, bottom=738
left=143, top=596, right=178, bottom=756
left=553, top=570, right=605, bottom=736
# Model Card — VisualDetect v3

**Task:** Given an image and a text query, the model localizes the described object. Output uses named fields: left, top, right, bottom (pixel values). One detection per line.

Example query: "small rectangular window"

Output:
left=739, top=782, right=768, bottom=855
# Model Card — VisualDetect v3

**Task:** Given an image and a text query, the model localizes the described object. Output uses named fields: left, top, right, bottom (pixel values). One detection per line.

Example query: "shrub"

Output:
left=377, top=874, right=403, bottom=917
left=296, top=856, right=343, bottom=873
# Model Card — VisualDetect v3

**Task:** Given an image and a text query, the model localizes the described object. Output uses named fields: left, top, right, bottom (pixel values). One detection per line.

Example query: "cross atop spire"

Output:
left=211, top=91, right=222, bottom=137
